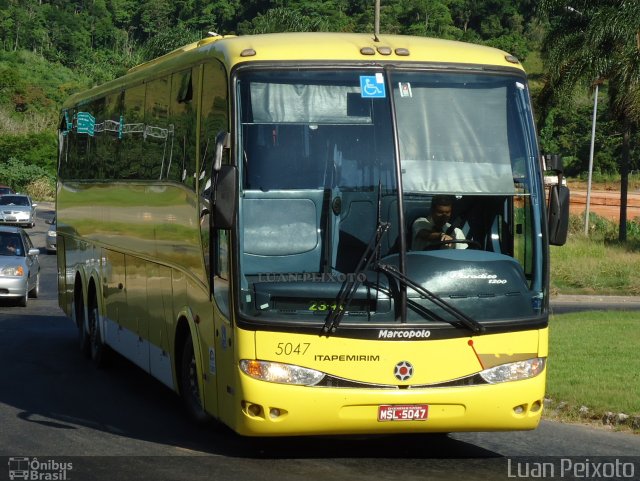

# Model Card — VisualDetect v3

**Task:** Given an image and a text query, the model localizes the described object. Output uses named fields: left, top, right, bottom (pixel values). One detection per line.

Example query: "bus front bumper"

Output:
left=228, top=371, right=546, bottom=437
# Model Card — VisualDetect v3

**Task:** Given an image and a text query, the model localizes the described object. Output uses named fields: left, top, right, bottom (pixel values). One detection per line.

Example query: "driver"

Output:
left=412, top=195, right=467, bottom=250
left=2, top=238, right=19, bottom=256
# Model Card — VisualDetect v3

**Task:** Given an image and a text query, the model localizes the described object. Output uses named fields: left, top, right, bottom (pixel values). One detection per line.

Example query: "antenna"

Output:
left=374, top=0, right=380, bottom=42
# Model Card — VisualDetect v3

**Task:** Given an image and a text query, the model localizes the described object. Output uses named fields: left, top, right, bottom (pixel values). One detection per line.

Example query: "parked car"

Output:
left=46, top=216, right=57, bottom=253
left=0, top=226, right=40, bottom=306
left=0, top=194, right=37, bottom=228
left=0, top=185, right=15, bottom=196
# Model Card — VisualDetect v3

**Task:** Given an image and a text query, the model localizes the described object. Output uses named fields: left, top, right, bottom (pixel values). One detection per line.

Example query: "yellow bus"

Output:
left=57, top=32, right=569, bottom=436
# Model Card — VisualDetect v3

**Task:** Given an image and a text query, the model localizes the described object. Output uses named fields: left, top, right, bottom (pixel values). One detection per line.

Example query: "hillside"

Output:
left=0, top=0, right=638, bottom=202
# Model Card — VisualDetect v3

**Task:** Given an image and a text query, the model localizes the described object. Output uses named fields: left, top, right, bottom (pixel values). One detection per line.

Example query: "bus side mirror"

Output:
left=545, top=154, right=563, bottom=172
left=544, top=154, right=569, bottom=246
left=548, top=184, right=570, bottom=246
left=213, top=131, right=230, bottom=172
left=213, top=165, right=237, bottom=230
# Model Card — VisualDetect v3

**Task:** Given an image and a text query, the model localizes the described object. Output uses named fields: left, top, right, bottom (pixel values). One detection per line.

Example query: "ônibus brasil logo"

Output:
left=8, top=457, right=73, bottom=480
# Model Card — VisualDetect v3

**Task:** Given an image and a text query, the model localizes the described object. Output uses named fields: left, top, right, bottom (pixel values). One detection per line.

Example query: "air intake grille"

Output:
left=314, top=373, right=487, bottom=389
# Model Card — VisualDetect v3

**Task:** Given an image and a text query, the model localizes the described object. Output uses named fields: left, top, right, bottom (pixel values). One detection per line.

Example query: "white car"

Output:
left=0, top=226, right=40, bottom=306
left=0, top=194, right=37, bottom=228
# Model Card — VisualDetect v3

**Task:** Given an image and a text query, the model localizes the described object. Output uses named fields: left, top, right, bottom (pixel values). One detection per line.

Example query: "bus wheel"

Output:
left=88, top=306, right=109, bottom=368
left=76, top=294, right=90, bottom=358
left=79, top=321, right=90, bottom=358
left=180, top=334, right=211, bottom=423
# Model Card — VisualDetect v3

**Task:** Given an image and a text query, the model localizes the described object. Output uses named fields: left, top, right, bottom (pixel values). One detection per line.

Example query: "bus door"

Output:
left=197, top=59, right=229, bottom=417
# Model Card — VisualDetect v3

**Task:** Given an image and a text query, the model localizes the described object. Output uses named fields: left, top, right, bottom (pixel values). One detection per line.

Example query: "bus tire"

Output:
left=88, top=305, right=109, bottom=368
left=79, top=321, right=90, bottom=358
left=180, top=333, right=211, bottom=423
left=76, top=292, right=91, bottom=358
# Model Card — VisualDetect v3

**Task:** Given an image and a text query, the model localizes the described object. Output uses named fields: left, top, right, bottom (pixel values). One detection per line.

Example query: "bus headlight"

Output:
left=479, top=357, right=545, bottom=384
left=240, top=359, right=325, bottom=386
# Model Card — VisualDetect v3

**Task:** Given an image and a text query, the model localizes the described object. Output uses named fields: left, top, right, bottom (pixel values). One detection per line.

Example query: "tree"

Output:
left=140, top=25, right=202, bottom=60
left=87, top=0, right=115, bottom=51
left=390, top=0, right=460, bottom=38
left=137, top=0, right=174, bottom=40
left=538, top=0, right=640, bottom=241
left=238, top=7, right=328, bottom=34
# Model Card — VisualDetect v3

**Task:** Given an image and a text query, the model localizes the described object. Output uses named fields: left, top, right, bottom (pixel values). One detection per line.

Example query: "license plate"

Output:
left=378, top=404, right=429, bottom=422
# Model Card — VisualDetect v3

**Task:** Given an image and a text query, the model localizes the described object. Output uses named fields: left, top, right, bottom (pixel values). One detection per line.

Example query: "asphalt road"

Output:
left=0, top=208, right=639, bottom=481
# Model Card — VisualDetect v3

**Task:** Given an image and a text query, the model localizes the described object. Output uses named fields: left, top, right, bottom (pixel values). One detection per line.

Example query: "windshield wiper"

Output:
left=376, top=262, right=485, bottom=334
left=322, top=221, right=390, bottom=334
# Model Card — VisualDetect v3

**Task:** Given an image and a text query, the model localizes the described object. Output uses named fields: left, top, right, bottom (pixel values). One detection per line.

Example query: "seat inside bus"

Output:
left=241, top=189, right=325, bottom=275
left=241, top=125, right=330, bottom=276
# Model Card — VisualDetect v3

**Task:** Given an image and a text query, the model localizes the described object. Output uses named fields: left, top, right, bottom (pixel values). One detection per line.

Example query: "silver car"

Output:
left=46, top=216, right=57, bottom=253
left=0, top=226, right=40, bottom=306
left=0, top=194, right=37, bottom=228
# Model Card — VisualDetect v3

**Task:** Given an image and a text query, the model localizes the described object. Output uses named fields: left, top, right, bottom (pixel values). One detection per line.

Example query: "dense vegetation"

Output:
left=0, top=0, right=638, bottom=207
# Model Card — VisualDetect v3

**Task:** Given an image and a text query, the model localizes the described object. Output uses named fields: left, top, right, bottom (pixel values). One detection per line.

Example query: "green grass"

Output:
left=547, top=311, right=640, bottom=420
left=540, top=210, right=640, bottom=427
left=550, top=237, right=640, bottom=295
left=550, top=212, right=640, bottom=295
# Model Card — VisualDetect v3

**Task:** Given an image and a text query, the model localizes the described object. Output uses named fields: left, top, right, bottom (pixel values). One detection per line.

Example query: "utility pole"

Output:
left=584, top=82, right=599, bottom=235
left=565, top=6, right=599, bottom=237
left=374, top=0, right=380, bottom=41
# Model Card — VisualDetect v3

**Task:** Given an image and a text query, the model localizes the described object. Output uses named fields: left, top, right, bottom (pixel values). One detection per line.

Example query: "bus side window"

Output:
left=102, top=92, right=122, bottom=179
left=145, top=76, right=171, bottom=180
left=89, top=97, right=106, bottom=180
left=200, top=60, right=228, bottom=282
left=216, top=230, right=229, bottom=280
left=200, top=60, right=228, bottom=193
left=169, top=68, right=198, bottom=185
left=121, top=84, right=146, bottom=179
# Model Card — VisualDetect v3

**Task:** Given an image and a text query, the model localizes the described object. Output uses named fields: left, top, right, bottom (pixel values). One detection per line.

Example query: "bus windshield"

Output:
left=235, top=67, right=544, bottom=328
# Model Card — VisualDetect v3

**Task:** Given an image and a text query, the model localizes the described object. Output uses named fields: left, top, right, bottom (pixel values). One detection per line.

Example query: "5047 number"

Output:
left=275, top=342, right=311, bottom=356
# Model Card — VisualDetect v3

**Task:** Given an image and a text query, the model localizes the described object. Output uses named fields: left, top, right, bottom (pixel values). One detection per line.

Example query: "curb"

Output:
left=544, top=399, right=640, bottom=432
left=551, top=294, right=640, bottom=305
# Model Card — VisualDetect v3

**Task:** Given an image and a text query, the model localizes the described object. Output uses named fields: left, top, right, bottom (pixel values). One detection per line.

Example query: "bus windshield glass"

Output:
left=235, top=67, right=543, bottom=328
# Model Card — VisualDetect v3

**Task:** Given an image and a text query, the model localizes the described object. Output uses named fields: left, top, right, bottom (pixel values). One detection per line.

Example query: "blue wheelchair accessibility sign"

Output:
left=360, top=75, right=386, bottom=98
